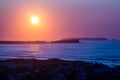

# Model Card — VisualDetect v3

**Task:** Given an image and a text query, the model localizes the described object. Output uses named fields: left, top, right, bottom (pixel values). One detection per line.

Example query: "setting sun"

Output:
left=31, top=16, right=39, bottom=24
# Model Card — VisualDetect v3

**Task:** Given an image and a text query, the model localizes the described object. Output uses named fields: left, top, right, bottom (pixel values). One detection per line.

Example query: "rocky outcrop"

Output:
left=0, top=59, right=120, bottom=80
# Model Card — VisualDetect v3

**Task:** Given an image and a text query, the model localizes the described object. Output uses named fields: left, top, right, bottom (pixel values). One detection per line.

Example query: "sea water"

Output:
left=0, top=41, right=120, bottom=66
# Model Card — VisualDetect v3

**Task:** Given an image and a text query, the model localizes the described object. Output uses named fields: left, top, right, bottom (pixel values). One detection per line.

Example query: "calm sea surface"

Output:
left=0, top=41, right=120, bottom=66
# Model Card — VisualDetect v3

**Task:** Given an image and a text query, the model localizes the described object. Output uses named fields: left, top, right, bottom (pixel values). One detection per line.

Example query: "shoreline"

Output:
left=0, top=58, right=120, bottom=80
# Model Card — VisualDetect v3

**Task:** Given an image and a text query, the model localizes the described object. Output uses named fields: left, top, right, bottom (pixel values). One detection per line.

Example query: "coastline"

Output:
left=0, top=58, right=120, bottom=80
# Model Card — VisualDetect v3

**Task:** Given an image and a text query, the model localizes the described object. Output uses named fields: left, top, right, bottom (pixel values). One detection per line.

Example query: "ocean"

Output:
left=0, top=41, right=120, bottom=66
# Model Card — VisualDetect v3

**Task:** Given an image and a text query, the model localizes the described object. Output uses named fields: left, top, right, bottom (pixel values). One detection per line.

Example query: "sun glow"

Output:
left=31, top=16, right=39, bottom=24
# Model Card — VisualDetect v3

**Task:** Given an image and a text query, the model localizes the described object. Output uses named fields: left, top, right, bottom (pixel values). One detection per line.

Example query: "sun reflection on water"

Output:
left=29, top=44, right=40, bottom=56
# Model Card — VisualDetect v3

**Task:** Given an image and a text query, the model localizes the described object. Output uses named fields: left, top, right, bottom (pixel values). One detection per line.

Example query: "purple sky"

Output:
left=0, top=0, right=120, bottom=40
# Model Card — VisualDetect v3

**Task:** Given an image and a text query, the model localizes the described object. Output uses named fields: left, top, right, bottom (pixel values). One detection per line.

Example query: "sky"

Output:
left=0, top=0, right=120, bottom=41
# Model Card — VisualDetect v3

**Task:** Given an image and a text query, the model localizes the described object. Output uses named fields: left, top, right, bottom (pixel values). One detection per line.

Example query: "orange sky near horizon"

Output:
left=3, top=7, right=61, bottom=41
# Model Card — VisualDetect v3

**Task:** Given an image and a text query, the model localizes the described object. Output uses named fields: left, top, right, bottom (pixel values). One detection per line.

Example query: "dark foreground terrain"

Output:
left=0, top=59, right=120, bottom=80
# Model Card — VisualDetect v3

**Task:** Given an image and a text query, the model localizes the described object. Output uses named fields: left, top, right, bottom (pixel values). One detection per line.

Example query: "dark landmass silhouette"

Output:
left=0, top=58, right=120, bottom=80
left=63, top=37, right=109, bottom=41
left=0, top=41, right=46, bottom=44
left=0, top=39, right=80, bottom=44
left=51, top=39, right=80, bottom=43
left=0, top=37, right=117, bottom=44
left=111, top=39, right=116, bottom=41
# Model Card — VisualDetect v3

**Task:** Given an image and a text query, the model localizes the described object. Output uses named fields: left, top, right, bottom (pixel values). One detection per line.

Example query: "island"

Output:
left=0, top=37, right=116, bottom=44
left=63, top=37, right=109, bottom=41
left=0, top=41, right=46, bottom=44
left=51, top=39, right=80, bottom=43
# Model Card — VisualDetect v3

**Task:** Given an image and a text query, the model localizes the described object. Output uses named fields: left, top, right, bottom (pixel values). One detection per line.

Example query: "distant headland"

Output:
left=0, top=39, right=80, bottom=44
left=0, top=37, right=117, bottom=44
left=0, top=41, right=46, bottom=44
left=51, top=39, right=80, bottom=43
left=63, top=37, right=109, bottom=41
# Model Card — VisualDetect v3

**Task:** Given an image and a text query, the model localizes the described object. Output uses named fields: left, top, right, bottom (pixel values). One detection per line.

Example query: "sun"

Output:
left=31, top=16, right=39, bottom=24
